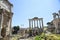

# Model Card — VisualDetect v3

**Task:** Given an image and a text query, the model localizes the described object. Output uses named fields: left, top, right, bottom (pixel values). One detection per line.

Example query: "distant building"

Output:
left=47, top=10, right=60, bottom=34
left=0, top=0, right=13, bottom=40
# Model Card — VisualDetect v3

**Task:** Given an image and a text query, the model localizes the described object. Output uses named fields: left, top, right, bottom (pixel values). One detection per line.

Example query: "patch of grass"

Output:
left=45, top=34, right=60, bottom=40
left=34, top=33, right=60, bottom=40
left=35, top=35, right=41, bottom=40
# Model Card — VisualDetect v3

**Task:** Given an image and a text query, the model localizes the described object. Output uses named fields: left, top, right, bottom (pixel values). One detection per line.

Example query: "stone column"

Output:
left=42, top=18, right=43, bottom=29
left=34, top=20, right=35, bottom=27
left=39, top=19, right=41, bottom=28
left=58, top=10, right=60, bottom=18
left=6, top=18, right=10, bottom=36
left=29, top=19, right=31, bottom=29
left=37, top=20, right=38, bottom=28
left=42, top=18, right=44, bottom=32
left=9, top=15, right=13, bottom=40
left=0, top=13, right=4, bottom=38
left=10, top=16, right=13, bottom=36
left=32, top=20, right=33, bottom=29
left=9, top=19, right=10, bottom=35
left=0, top=13, right=2, bottom=38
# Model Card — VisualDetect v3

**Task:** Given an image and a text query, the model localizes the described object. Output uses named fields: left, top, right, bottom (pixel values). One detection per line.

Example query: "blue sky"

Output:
left=9, top=0, right=60, bottom=28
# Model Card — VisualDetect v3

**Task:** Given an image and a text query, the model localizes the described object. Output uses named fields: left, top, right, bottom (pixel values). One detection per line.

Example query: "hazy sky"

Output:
left=9, top=0, right=60, bottom=28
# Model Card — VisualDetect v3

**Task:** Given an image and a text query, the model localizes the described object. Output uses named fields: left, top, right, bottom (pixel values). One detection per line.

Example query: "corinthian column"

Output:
left=37, top=20, right=38, bottom=28
left=32, top=20, right=33, bottom=29
left=58, top=10, right=60, bottom=18
left=10, top=16, right=13, bottom=36
left=39, top=19, right=41, bottom=28
left=0, top=13, right=4, bottom=38
left=42, top=18, right=43, bottom=29
left=29, top=19, right=31, bottom=29
left=0, top=14, right=2, bottom=38
left=34, top=20, right=35, bottom=28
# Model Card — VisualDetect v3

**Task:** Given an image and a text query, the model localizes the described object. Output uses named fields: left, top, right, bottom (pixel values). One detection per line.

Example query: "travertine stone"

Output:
left=0, top=0, right=13, bottom=40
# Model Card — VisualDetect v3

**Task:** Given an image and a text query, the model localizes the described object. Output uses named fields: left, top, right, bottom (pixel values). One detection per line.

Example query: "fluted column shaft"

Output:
left=32, top=20, right=33, bottom=29
left=0, top=13, right=4, bottom=38
left=34, top=20, right=35, bottom=28
left=37, top=20, right=38, bottom=28
left=29, top=19, right=31, bottom=29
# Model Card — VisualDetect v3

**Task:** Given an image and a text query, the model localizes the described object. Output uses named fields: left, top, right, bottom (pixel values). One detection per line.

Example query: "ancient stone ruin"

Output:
left=29, top=17, right=44, bottom=36
left=47, top=10, right=60, bottom=34
left=0, top=0, right=13, bottom=40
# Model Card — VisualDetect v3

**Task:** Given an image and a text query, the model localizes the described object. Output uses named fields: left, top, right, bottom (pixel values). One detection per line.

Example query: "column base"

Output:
left=0, top=36, right=2, bottom=38
left=0, top=36, right=3, bottom=40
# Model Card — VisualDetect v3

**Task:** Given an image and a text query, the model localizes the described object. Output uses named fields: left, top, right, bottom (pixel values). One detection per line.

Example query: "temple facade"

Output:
left=47, top=10, right=60, bottom=34
left=0, top=0, right=13, bottom=40
left=29, top=17, right=44, bottom=36
left=29, top=17, right=43, bottom=29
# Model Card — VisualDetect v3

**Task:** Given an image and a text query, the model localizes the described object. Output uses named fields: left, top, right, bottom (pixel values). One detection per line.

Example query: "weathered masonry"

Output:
left=0, top=0, right=13, bottom=40
left=47, top=10, right=60, bottom=34
left=29, top=17, right=44, bottom=36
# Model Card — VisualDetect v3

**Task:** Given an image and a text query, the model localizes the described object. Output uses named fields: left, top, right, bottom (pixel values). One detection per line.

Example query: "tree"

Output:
left=12, top=26, right=20, bottom=34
